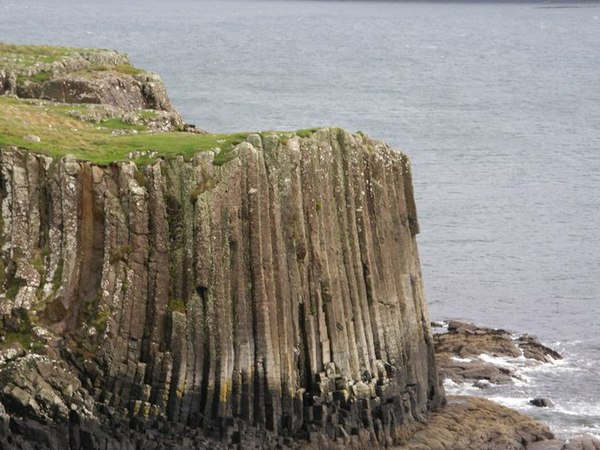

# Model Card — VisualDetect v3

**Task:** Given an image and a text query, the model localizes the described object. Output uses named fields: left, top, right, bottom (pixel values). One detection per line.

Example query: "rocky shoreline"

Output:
left=433, top=320, right=561, bottom=388
left=428, top=321, right=600, bottom=450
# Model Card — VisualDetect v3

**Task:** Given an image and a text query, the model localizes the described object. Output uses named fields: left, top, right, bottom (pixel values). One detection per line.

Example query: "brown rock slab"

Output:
left=396, top=396, right=554, bottom=450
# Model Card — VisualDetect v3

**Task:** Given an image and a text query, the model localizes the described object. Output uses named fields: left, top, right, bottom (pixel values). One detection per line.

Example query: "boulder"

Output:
left=530, top=398, right=554, bottom=408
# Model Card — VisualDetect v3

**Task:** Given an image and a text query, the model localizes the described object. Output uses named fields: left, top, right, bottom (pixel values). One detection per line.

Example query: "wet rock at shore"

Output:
left=433, top=320, right=562, bottom=386
left=530, top=398, right=555, bottom=408
left=563, top=435, right=600, bottom=450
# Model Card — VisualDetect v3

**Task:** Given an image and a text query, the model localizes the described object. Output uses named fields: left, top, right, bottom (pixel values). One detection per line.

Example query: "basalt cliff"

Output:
left=0, top=126, right=448, bottom=449
left=0, top=43, right=563, bottom=450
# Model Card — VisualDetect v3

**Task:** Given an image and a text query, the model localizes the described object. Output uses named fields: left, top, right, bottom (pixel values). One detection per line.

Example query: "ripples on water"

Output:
left=2, top=0, right=599, bottom=436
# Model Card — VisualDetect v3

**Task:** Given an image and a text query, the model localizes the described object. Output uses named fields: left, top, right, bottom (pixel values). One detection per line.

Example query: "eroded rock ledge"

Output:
left=0, top=129, right=444, bottom=449
left=433, top=320, right=561, bottom=387
left=0, top=43, right=184, bottom=131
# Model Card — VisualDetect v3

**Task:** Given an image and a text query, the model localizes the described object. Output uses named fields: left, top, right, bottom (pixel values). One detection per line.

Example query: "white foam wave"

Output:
left=556, top=427, right=600, bottom=441
left=554, top=404, right=600, bottom=418
left=487, top=395, right=530, bottom=409
left=442, top=378, right=482, bottom=396
left=451, top=356, right=473, bottom=363
left=477, top=353, right=528, bottom=368
left=512, top=373, right=532, bottom=386
left=476, top=352, right=539, bottom=384
left=444, top=349, right=599, bottom=442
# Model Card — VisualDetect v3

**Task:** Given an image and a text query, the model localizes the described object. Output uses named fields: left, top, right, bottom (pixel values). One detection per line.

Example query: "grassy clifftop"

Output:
left=0, top=95, right=248, bottom=165
left=0, top=42, right=320, bottom=165
left=0, top=42, right=98, bottom=67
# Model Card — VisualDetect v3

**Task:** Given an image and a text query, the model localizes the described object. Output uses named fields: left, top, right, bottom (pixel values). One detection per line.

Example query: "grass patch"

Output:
left=4, top=331, right=31, bottom=349
left=138, top=110, right=159, bottom=121
left=99, top=117, right=143, bottom=131
left=0, top=96, right=249, bottom=165
left=0, top=93, right=325, bottom=167
left=31, top=251, right=45, bottom=275
left=295, top=128, right=319, bottom=138
left=51, top=258, right=64, bottom=293
left=0, top=42, right=79, bottom=67
left=5, top=277, right=25, bottom=300
left=113, top=63, right=144, bottom=76
left=212, top=147, right=237, bottom=166
left=16, top=70, right=51, bottom=85
left=89, top=63, right=144, bottom=76
left=93, top=309, right=110, bottom=335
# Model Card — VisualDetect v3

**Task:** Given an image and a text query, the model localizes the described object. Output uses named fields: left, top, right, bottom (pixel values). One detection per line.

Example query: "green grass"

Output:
left=139, top=110, right=159, bottom=120
left=3, top=331, right=31, bottom=349
left=0, top=42, right=79, bottom=67
left=99, top=118, right=143, bottom=131
left=0, top=43, right=335, bottom=167
left=113, top=63, right=144, bottom=76
left=1, top=42, right=144, bottom=83
left=88, top=63, right=144, bottom=76
left=1, top=91, right=326, bottom=167
left=295, top=128, right=319, bottom=138
left=16, top=70, right=51, bottom=85
left=0, top=96, right=250, bottom=165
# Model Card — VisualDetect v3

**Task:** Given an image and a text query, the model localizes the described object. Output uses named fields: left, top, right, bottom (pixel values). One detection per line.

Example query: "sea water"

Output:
left=2, top=0, right=599, bottom=438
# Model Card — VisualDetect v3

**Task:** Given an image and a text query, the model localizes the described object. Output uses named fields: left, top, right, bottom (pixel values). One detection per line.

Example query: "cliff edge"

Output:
left=0, top=43, right=445, bottom=446
left=0, top=128, right=443, bottom=448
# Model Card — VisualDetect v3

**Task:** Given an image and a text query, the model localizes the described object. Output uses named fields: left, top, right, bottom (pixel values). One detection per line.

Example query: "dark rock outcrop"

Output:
left=1, top=43, right=567, bottom=450
left=530, top=398, right=554, bottom=408
left=0, top=129, right=444, bottom=448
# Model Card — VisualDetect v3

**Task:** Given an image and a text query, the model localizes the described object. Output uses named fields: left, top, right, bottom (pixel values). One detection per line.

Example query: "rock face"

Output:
left=0, top=129, right=444, bottom=448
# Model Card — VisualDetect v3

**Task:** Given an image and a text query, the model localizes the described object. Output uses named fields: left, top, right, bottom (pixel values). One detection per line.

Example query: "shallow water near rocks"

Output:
left=2, top=0, right=599, bottom=439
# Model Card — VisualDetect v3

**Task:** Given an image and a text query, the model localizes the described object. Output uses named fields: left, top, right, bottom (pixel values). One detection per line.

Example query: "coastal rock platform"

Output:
left=433, top=320, right=561, bottom=386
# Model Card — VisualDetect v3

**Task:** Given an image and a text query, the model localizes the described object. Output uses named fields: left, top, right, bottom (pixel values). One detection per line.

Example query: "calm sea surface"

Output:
left=2, top=0, right=599, bottom=438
